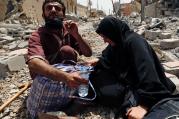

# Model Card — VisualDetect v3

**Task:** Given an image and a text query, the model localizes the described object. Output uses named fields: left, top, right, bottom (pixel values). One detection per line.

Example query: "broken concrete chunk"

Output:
left=160, top=39, right=179, bottom=49
left=159, top=32, right=172, bottom=39
left=145, top=29, right=162, bottom=40
left=163, top=61, right=179, bottom=77
left=6, top=55, right=26, bottom=72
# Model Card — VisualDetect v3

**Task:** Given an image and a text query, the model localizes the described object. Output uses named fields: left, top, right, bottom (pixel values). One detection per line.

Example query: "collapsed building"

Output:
left=159, top=0, right=179, bottom=16
left=0, top=0, right=78, bottom=23
left=113, top=0, right=179, bottom=18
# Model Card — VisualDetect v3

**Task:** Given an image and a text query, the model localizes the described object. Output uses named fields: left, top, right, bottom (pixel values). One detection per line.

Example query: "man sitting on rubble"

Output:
left=26, top=0, right=92, bottom=118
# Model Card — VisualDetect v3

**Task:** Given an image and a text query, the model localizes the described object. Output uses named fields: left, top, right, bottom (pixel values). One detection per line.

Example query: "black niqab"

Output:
left=96, top=16, right=130, bottom=45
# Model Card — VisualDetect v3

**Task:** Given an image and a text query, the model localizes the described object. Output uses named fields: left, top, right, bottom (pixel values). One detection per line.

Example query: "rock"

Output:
left=163, top=61, right=179, bottom=77
left=0, top=36, right=15, bottom=44
left=0, top=23, right=22, bottom=29
left=159, top=32, right=172, bottom=39
left=6, top=55, right=26, bottom=72
left=0, top=28, right=8, bottom=34
left=2, top=116, right=11, bottom=119
left=160, top=39, right=179, bottom=49
left=8, top=48, right=27, bottom=57
left=17, top=41, right=28, bottom=49
left=145, top=29, right=162, bottom=40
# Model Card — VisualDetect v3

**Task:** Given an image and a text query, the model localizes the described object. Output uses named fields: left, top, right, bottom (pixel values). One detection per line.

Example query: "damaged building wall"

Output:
left=144, top=0, right=179, bottom=17
left=145, top=2, right=159, bottom=18
left=114, top=1, right=141, bottom=16
left=0, top=0, right=7, bottom=21
left=159, top=0, right=179, bottom=16
left=63, top=0, right=77, bottom=14
left=22, top=0, right=43, bottom=25
left=0, top=0, right=17, bottom=21
left=111, top=0, right=179, bottom=22
left=77, top=4, right=88, bottom=17
left=0, top=0, right=77, bottom=23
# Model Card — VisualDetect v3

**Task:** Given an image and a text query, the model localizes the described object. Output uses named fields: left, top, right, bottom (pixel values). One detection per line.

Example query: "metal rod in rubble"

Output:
left=141, top=0, right=145, bottom=21
left=111, top=0, right=117, bottom=17
left=118, top=0, right=121, bottom=17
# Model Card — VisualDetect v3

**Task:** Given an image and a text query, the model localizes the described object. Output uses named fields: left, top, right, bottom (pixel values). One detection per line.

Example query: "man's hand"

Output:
left=66, top=72, right=88, bottom=88
left=64, top=20, right=92, bottom=57
left=64, top=20, right=79, bottom=39
left=126, top=105, right=148, bottom=119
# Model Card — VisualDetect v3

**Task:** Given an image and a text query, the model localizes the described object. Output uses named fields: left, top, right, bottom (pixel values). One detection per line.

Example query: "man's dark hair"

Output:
left=42, top=0, right=66, bottom=16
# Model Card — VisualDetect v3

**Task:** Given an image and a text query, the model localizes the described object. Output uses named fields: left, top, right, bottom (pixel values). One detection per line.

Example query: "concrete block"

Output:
left=145, top=30, right=162, bottom=40
left=145, top=2, right=157, bottom=17
left=0, top=23, right=22, bottom=29
left=0, top=28, right=8, bottom=34
left=160, top=39, right=179, bottom=50
left=163, top=61, right=179, bottom=77
left=6, top=55, right=26, bottom=72
left=8, top=48, right=27, bottom=57
left=0, top=36, right=15, bottom=43
left=17, top=41, right=28, bottom=49
left=159, top=32, right=172, bottom=39
left=160, top=39, right=179, bottom=49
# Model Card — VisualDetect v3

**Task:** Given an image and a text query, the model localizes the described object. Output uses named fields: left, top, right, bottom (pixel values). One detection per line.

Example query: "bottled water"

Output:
left=78, top=84, right=89, bottom=97
left=78, top=72, right=89, bottom=97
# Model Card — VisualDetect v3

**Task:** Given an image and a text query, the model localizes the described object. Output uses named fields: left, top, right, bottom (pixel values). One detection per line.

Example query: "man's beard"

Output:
left=44, top=16, right=63, bottom=30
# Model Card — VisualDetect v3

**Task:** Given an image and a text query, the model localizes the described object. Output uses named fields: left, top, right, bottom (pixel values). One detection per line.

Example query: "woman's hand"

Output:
left=126, top=105, right=148, bottom=119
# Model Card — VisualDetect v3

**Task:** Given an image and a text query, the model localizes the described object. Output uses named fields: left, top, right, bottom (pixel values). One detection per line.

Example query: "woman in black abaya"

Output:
left=89, top=16, right=179, bottom=119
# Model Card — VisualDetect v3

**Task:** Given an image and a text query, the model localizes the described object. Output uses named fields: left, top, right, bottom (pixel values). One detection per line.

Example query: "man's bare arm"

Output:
left=28, top=58, right=87, bottom=87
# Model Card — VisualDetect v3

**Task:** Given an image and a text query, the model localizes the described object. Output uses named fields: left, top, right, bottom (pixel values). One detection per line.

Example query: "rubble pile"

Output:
left=158, top=0, right=179, bottom=17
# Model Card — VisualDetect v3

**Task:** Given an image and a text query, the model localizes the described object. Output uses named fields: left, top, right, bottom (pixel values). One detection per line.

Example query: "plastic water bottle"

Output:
left=78, top=72, right=89, bottom=97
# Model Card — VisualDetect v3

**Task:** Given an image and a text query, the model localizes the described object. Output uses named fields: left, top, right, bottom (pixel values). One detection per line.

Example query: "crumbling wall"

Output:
left=0, top=0, right=20, bottom=21
left=0, top=0, right=8, bottom=21
left=62, top=0, right=77, bottom=14
left=0, top=0, right=77, bottom=23
left=158, top=0, right=179, bottom=16
left=22, top=0, right=43, bottom=25
left=145, top=2, right=158, bottom=17
left=77, top=4, right=88, bottom=17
